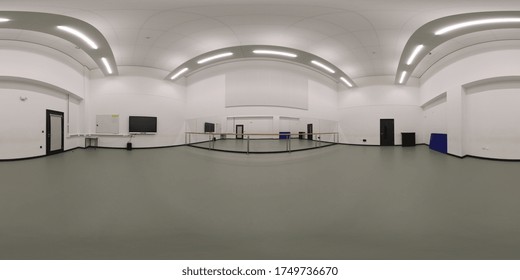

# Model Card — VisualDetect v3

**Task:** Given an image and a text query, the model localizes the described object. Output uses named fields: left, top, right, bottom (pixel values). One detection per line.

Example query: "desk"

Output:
left=85, top=137, right=98, bottom=148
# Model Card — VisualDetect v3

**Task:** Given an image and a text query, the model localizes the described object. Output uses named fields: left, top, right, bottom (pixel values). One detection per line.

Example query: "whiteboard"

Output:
left=96, top=114, right=120, bottom=134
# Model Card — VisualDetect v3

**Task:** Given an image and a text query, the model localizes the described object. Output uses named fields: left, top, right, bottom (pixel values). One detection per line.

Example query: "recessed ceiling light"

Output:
left=311, top=60, right=335, bottom=74
left=197, top=52, right=233, bottom=64
left=57, top=25, right=98, bottom=49
left=406, top=45, right=424, bottom=65
left=101, top=57, right=113, bottom=74
left=435, top=18, right=520, bottom=35
left=0, top=18, right=10, bottom=23
left=253, top=50, right=297, bottom=58
left=170, top=68, right=189, bottom=80
left=340, top=77, right=353, bottom=87
left=399, top=71, right=407, bottom=84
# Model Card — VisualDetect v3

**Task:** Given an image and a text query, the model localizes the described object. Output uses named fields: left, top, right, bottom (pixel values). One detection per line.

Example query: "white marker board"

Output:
left=96, top=114, right=120, bottom=134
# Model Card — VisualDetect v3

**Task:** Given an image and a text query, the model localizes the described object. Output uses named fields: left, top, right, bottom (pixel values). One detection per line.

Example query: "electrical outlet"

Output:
left=363, top=139, right=367, bottom=142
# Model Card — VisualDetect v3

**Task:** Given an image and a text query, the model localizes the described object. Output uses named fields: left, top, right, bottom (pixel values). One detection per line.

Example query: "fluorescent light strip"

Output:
left=406, top=44, right=424, bottom=65
left=399, top=71, right=407, bottom=84
left=340, top=77, right=353, bottom=87
left=0, top=18, right=10, bottom=22
left=101, top=57, right=113, bottom=74
left=253, top=50, right=297, bottom=58
left=435, top=18, right=520, bottom=35
left=57, top=25, right=98, bottom=49
left=311, top=60, right=335, bottom=73
left=197, top=52, right=233, bottom=64
left=170, top=68, right=189, bottom=80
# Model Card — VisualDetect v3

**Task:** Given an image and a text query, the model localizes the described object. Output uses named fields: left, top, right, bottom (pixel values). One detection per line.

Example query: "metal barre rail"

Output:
left=186, top=132, right=338, bottom=136
left=185, top=132, right=339, bottom=153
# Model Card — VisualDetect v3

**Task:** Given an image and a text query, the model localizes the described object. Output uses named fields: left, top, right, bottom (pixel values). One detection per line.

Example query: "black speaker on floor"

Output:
left=126, top=142, right=132, bottom=150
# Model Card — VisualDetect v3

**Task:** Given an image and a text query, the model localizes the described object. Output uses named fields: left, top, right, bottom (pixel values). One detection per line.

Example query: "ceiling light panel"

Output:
left=165, top=45, right=355, bottom=88
left=197, top=52, right=233, bottom=64
left=399, top=71, right=407, bottom=84
left=340, top=77, right=353, bottom=87
left=311, top=60, right=335, bottom=73
left=406, top=45, right=424, bottom=65
left=435, top=18, right=520, bottom=35
left=101, top=57, right=113, bottom=74
left=170, top=68, right=189, bottom=80
left=253, top=50, right=297, bottom=58
left=57, top=25, right=98, bottom=49
left=0, top=18, right=10, bottom=22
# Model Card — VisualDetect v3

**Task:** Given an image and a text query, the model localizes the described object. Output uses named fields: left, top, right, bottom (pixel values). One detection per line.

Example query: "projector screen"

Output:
left=225, top=62, right=309, bottom=109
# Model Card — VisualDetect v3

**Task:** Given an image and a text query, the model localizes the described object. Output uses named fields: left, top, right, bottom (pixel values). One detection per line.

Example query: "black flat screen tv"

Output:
left=204, top=122, right=215, bottom=133
left=129, top=116, right=157, bottom=133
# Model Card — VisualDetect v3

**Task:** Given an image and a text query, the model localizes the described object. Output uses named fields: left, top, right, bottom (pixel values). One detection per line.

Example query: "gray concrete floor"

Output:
left=1, top=145, right=520, bottom=259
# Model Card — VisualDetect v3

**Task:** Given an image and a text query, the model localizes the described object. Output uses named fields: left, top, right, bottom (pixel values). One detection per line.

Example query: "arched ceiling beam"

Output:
left=166, top=45, right=356, bottom=88
left=0, top=11, right=118, bottom=76
left=396, top=11, right=520, bottom=85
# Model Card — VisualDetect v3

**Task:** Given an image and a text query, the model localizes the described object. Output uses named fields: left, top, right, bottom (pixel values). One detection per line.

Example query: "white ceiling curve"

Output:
left=166, top=45, right=356, bottom=87
left=396, top=11, right=520, bottom=85
left=1, top=1, right=520, bottom=82
left=0, top=11, right=118, bottom=75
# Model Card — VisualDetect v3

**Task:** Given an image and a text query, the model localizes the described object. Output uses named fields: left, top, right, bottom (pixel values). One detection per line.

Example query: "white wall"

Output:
left=421, top=48, right=520, bottom=158
left=0, top=43, right=86, bottom=160
left=338, top=76, right=421, bottom=145
left=228, top=116, right=274, bottom=139
left=225, top=62, right=309, bottom=109
left=0, top=80, right=82, bottom=159
left=0, top=43, right=86, bottom=99
left=185, top=60, right=340, bottom=142
left=463, top=78, right=520, bottom=159
left=421, top=93, right=447, bottom=145
left=88, top=67, right=186, bottom=148
left=5, top=38, right=520, bottom=160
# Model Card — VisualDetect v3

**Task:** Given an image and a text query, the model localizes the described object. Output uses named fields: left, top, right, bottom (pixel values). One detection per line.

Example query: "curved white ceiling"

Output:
left=396, top=11, right=520, bottom=85
left=0, top=11, right=117, bottom=75
left=1, top=1, right=520, bottom=81
left=166, top=45, right=355, bottom=87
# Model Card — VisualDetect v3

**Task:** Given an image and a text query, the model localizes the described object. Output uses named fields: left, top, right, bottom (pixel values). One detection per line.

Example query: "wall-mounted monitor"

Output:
left=129, top=116, right=157, bottom=134
left=204, top=122, right=215, bottom=133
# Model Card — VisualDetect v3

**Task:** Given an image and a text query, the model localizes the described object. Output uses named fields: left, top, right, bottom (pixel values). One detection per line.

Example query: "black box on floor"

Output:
left=401, top=132, right=416, bottom=147
left=126, top=142, right=132, bottom=150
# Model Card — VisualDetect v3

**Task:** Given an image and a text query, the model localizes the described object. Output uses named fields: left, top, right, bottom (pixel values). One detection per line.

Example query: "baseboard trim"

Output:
left=4, top=143, right=520, bottom=162
left=0, top=147, right=82, bottom=162
left=446, top=153, right=466, bottom=159
left=0, top=154, right=48, bottom=162
left=337, top=143, right=428, bottom=147
left=90, top=144, right=187, bottom=150
left=465, top=155, right=520, bottom=162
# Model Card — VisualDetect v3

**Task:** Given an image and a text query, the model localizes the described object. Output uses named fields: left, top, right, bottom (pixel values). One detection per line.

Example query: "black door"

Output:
left=307, top=123, right=313, bottom=140
left=236, top=124, right=244, bottom=139
left=46, top=110, right=65, bottom=155
left=380, top=119, right=394, bottom=146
